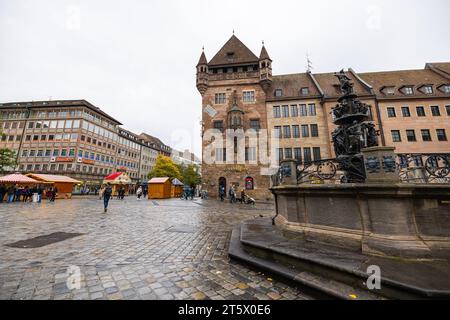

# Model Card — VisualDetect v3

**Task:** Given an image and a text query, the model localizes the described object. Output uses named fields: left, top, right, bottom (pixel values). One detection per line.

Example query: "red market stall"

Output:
left=103, top=172, right=132, bottom=196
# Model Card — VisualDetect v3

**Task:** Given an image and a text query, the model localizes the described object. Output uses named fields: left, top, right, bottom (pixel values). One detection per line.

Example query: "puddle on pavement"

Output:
left=5, top=232, right=84, bottom=248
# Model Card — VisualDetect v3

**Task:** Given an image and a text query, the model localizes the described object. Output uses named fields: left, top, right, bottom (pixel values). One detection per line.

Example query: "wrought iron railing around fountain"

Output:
left=397, top=153, right=450, bottom=184
left=271, top=153, right=450, bottom=186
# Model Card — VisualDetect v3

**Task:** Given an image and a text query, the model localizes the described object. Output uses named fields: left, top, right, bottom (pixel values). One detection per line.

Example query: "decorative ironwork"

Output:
left=397, top=154, right=450, bottom=183
left=382, top=156, right=396, bottom=173
left=331, top=70, right=379, bottom=183
left=271, top=153, right=450, bottom=187
left=365, top=157, right=381, bottom=173
left=296, top=159, right=340, bottom=183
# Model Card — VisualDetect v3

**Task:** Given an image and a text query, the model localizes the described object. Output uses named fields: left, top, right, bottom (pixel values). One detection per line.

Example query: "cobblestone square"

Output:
left=0, top=197, right=312, bottom=300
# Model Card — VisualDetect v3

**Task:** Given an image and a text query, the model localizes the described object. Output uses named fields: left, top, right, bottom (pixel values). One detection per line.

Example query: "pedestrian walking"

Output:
left=136, top=186, right=143, bottom=200
left=103, top=183, right=113, bottom=213
left=99, top=185, right=105, bottom=200
left=229, top=185, right=236, bottom=203
left=219, top=186, right=225, bottom=202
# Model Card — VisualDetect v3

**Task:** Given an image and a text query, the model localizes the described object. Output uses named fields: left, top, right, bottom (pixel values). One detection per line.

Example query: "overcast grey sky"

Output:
left=1, top=0, right=449, bottom=156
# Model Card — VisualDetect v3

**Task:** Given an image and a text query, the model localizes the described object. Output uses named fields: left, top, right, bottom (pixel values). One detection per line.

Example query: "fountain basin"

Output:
left=271, top=183, right=450, bottom=259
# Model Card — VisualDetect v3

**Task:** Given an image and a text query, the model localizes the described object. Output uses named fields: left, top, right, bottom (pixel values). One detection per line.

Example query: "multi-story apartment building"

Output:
left=0, top=100, right=121, bottom=184
left=171, top=149, right=201, bottom=167
left=266, top=73, right=331, bottom=163
left=197, top=35, right=450, bottom=199
left=116, top=128, right=143, bottom=182
left=139, top=133, right=171, bottom=157
left=0, top=99, right=169, bottom=186
left=139, top=141, right=159, bottom=181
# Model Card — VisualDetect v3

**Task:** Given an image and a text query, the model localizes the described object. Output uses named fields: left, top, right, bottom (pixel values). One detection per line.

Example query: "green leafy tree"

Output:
left=179, top=164, right=201, bottom=188
left=0, top=148, right=16, bottom=173
left=147, top=155, right=182, bottom=181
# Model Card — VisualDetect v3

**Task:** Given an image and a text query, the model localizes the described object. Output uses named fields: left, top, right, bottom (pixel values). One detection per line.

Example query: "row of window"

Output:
left=273, top=104, right=317, bottom=118
left=81, top=121, right=119, bottom=142
left=22, top=133, right=79, bottom=142
left=214, top=91, right=255, bottom=104
left=276, top=147, right=322, bottom=163
left=274, top=87, right=310, bottom=97
left=274, top=124, right=319, bottom=139
left=80, top=135, right=115, bottom=150
left=2, top=119, right=81, bottom=130
left=391, top=129, right=447, bottom=142
left=212, top=119, right=261, bottom=132
left=214, top=147, right=258, bottom=162
left=384, top=85, right=450, bottom=96
left=18, top=163, right=117, bottom=176
left=20, top=147, right=140, bottom=169
left=22, top=148, right=74, bottom=158
left=209, top=65, right=258, bottom=75
left=387, top=105, right=450, bottom=118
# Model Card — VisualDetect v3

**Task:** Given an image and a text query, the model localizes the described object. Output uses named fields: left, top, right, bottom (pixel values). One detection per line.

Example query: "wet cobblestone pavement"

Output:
left=0, top=197, right=312, bottom=300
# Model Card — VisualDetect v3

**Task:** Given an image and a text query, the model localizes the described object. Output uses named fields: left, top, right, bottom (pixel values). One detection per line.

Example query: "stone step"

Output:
left=229, top=226, right=384, bottom=300
left=234, top=218, right=450, bottom=299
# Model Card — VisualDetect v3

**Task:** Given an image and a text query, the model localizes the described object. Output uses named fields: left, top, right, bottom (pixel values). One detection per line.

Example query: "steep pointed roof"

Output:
left=259, top=45, right=271, bottom=61
left=196, top=50, right=207, bottom=66
left=208, top=35, right=259, bottom=67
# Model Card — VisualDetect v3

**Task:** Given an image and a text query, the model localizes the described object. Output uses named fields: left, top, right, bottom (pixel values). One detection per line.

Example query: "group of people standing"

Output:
left=181, top=185, right=195, bottom=200
left=219, top=185, right=255, bottom=205
left=0, top=184, right=57, bottom=203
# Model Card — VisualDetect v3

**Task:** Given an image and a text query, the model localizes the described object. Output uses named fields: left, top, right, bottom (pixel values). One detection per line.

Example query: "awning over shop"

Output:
left=0, top=173, right=39, bottom=184
left=26, top=173, right=81, bottom=184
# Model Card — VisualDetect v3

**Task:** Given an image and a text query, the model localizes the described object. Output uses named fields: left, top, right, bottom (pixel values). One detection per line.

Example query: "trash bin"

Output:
left=32, top=193, right=39, bottom=203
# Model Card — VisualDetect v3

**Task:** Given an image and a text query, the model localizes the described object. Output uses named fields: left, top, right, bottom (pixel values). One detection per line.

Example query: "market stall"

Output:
left=171, top=178, right=184, bottom=198
left=26, top=174, right=81, bottom=199
left=103, top=172, right=132, bottom=196
left=148, top=177, right=171, bottom=199
left=0, top=173, right=40, bottom=202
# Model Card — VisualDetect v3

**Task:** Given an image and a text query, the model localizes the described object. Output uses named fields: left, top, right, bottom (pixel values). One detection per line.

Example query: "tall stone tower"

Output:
left=196, top=35, right=273, bottom=200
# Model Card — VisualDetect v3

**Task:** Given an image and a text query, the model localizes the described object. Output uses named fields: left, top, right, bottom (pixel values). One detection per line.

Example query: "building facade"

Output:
left=197, top=35, right=274, bottom=200
left=0, top=100, right=169, bottom=187
left=171, top=149, right=201, bottom=167
left=197, top=35, right=450, bottom=199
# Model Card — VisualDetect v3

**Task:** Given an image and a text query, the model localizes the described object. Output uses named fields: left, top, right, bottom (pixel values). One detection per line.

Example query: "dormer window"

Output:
left=423, top=85, right=433, bottom=94
left=275, top=89, right=283, bottom=97
left=226, top=52, right=235, bottom=62
left=403, top=86, right=414, bottom=95
left=441, top=85, right=450, bottom=94
left=301, top=87, right=309, bottom=95
left=385, top=87, right=395, bottom=95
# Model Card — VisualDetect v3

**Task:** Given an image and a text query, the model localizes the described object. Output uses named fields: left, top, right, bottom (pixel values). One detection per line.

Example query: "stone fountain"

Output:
left=229, top=70, right=450, bottom=299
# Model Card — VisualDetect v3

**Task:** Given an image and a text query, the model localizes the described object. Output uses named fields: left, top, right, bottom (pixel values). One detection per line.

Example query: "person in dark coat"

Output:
left=103, top=183, right=113, bottom=213
left=0, top=185, right=6, bottom=203
left=7, top=186, right=15, bottom=203
left=219, top=186, right=225, bottom=202
left=36, top=185, right=43, bottom=203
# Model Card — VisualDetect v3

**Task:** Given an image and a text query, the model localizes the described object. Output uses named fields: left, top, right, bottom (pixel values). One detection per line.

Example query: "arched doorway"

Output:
left=245, top=177, right=254, bottom=190
left=218, top=177, right=227, bottom=194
